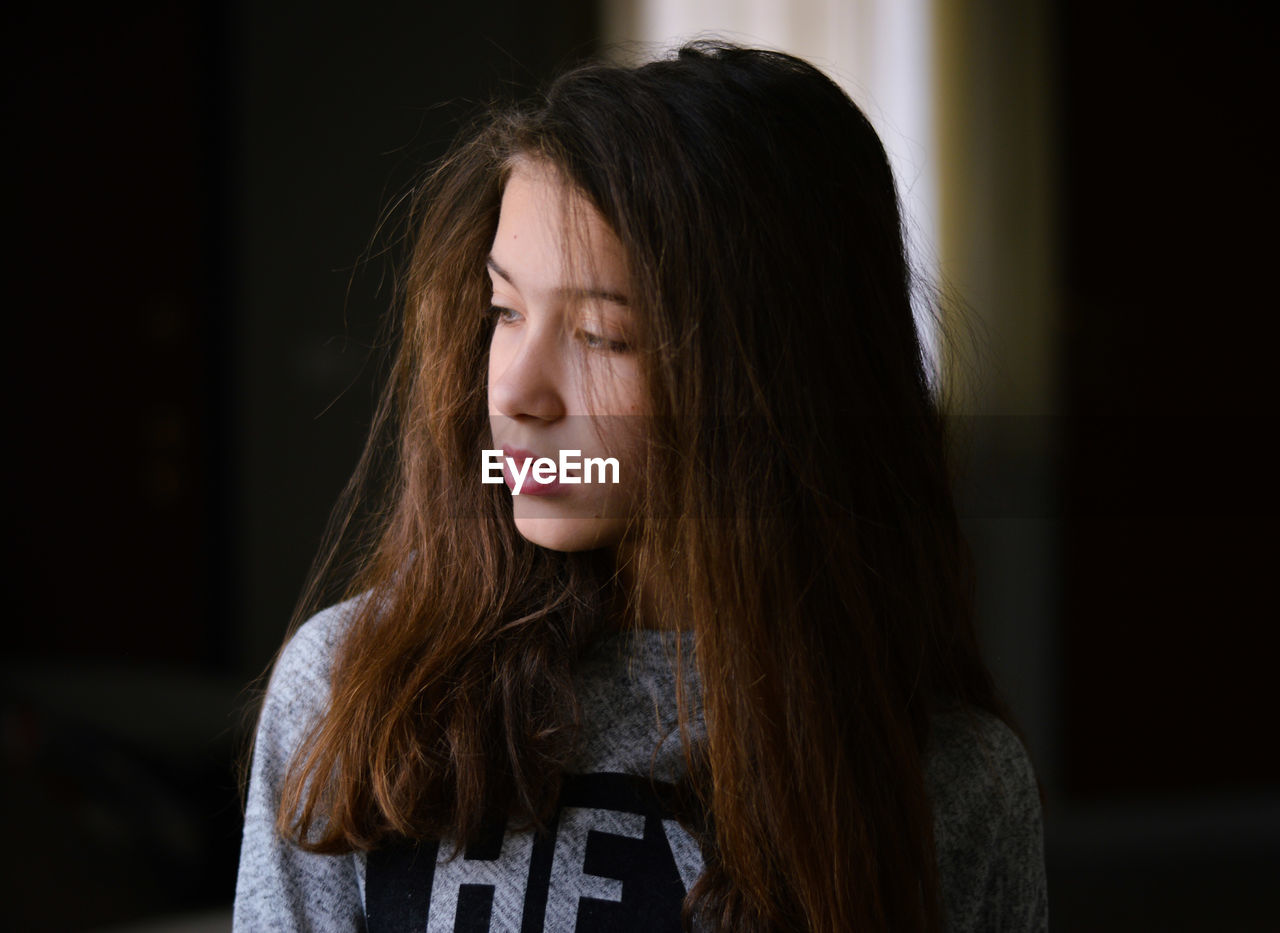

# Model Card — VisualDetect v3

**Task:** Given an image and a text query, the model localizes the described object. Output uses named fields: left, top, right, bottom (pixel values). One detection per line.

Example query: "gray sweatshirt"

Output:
left=235, top=600, right=1047, bottom=931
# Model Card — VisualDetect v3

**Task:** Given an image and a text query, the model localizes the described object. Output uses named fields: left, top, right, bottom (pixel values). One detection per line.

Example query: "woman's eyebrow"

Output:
left=487, top=255, right=629, bottom=307
left=486, top=255, right=515, bottom=285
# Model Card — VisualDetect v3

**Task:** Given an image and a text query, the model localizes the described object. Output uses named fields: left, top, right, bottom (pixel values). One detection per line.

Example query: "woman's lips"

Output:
left=501, top=446, right=567, bottom=496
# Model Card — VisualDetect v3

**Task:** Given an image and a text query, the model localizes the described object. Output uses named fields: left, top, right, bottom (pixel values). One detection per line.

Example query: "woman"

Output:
left=235, top=42, right=1047, bottom=932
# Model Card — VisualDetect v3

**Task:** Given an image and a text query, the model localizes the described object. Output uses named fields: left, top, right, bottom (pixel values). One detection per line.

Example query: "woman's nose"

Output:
left=488, top=326, right=567, bottom=422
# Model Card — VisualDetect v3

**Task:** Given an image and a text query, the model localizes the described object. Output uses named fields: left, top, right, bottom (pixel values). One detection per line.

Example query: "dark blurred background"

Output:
left=4, top=1, right=1275, bottom=930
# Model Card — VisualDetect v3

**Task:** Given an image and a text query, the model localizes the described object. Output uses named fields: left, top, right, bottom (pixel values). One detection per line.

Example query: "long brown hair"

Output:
left=275, top=42, right=1010, bottom=932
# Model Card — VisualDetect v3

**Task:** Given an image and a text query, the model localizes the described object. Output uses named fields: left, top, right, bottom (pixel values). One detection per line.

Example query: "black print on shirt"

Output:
left=365, top=772, right=705, bottom=933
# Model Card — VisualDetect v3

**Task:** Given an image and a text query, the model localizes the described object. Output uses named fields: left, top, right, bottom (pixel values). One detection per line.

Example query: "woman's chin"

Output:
left=512, top=514, right=626, bottom=552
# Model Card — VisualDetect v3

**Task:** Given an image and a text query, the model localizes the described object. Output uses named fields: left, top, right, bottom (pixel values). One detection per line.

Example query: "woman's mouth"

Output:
left=501, top=446, right=567, bottom=496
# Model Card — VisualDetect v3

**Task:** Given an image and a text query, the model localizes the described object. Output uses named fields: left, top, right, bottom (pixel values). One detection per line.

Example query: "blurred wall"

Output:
left=935, top=1, right=1277, bottom=929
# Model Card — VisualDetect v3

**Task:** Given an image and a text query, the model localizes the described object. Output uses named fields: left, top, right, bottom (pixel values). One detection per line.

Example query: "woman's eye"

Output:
left=488, top=305, right=521, bottom=325
left=577, top=329, right=632, bottom=354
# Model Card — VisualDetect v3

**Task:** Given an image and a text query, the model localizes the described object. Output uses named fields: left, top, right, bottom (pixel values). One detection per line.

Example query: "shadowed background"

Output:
left=4, top=1, right=1275, bottom=930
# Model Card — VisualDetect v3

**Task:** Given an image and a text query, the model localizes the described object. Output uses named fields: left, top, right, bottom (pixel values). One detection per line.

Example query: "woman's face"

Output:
left=486, top=159, right=647, bottom=552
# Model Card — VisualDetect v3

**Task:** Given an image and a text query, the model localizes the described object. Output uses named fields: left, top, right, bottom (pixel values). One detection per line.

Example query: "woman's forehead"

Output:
left=492, top=160, right=629, bottom=302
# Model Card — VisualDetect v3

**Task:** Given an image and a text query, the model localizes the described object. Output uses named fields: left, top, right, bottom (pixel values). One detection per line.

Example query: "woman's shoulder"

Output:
left=926, top=707, right=1038, bottom=805
left=925, top=707, right=1048, bottom=931
left=925, top=705, right=1041, bottom=845
left=236, top=597, right=370, bottom=928
left=270, top=596, right=365, bottom=694
left=251, top=596, right=368, bottom=765
left=244, top=595, right=370, bottom=824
